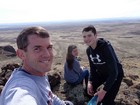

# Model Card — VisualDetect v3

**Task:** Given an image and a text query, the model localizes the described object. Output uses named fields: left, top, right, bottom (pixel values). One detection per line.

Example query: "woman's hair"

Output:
left=66, top=45, right=77, bottom=69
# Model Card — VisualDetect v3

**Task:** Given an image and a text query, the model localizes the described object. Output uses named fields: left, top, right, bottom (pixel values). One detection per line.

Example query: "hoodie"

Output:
left=86, top=38, right=124, bottom=92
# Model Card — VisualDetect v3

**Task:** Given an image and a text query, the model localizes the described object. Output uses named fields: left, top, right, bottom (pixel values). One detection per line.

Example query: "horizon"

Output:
left=0, top=17, right=140, bottom=26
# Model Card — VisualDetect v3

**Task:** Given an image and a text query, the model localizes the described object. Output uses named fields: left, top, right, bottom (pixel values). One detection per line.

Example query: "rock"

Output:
left=5, top=70, right=13, bottom=80
left=0, top=63, right=20, bottom=78
left=133, top=83, right=140, bottom=90
left=0, top=69, right=7, bottom=77
left=128, top=74, right=139, bottom=81
left=63, top=82, right=85, bottom=105
left=0, top=63, right=20, bottom=94
left=133, top=98, right=140, bottom=105
left=0, top=85, right=4, bottom=94
left=48, top=73, right=61, bottom=90
left=0, top=45, right=16, bottom=57
left=123, top=78, right=133, bottom=87
left=1, top=63, right=20, bottom=71
left=0, top=78, right=6, bottom=85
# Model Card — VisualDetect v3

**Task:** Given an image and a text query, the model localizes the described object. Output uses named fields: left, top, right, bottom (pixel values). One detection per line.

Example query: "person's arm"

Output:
left=52, top=94, right=66, bottom=105
left=86, top=48, right=97, bottom=82
left=3, top=79, right=39, bottom=105
left=94, top=42, right=119, bottom=103
left=102, top=43, right=118, bottom=92
left=86, top=48, right=97, bottom=96
left=72, top=58, right=82, bottom=76
left=52, top=93, right=74, bottom=105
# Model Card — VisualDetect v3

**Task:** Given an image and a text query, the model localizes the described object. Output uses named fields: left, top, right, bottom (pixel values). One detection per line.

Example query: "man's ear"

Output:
left=95, top=34, right=97, bottom=38
left=16, top=49, right=25, bottom=60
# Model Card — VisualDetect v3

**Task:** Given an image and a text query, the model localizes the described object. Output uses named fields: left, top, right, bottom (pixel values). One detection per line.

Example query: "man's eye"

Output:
left=83, top=35, right=86, bottom=38
left=47, top=45, right=53, bottom=50
left=34, top=47, right=40, bottom=51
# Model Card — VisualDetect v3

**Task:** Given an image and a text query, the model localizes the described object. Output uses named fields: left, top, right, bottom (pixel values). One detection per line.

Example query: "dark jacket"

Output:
left=86, top=38, right=124, bottom=91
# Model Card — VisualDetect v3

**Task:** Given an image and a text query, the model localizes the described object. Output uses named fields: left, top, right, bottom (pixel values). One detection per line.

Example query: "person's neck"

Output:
left=90, top=40, right=98, bottom=49
left=22, top=66, right=45, bottom=76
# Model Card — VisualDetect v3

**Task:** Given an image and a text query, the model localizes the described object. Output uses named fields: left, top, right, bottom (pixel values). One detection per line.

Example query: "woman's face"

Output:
left=72, top=48, right=78, bottom=57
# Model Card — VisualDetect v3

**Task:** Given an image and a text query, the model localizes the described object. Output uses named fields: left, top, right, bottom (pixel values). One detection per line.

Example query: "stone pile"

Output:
left=0, top=63, right=20, bottom=93
left=115, top=74, right=140, bottom=105
left=63, top=83, right=85, bottom=105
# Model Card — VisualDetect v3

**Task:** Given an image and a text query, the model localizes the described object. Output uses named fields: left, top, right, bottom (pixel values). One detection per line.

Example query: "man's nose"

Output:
left=84, top=36, right=89, bottom=41
left=42, top=49, right=51, bottom=57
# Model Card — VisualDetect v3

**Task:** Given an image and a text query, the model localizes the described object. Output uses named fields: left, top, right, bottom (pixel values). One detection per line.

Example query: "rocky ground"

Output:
left=0, top=20, right=140, bottom=105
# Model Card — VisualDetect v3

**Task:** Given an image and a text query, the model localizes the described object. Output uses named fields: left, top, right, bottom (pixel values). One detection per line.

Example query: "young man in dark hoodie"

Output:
left=82, top=25, right=124, bottom=105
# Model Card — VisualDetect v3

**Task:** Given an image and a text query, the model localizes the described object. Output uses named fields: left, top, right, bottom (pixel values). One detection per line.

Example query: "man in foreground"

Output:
left=0, top=26, right=73, bottom=105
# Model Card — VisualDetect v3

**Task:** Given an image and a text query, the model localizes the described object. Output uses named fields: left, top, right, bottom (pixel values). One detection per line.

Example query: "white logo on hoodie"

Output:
left=90, top=54, right=101, bottom=62
left=90, top=54, right=105, bottom=64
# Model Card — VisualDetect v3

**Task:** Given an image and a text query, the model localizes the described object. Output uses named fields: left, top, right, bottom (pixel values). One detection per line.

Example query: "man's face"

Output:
left=19, top=35, right=53, bottom=76
left=82, top=31, right=97, bottom=46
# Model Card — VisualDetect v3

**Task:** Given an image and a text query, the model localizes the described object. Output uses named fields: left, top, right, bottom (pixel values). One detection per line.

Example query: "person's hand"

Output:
left=87, top=81, right=94, bottom=96
left=94, top=89, right=106, bottom=104
left=81, top=66, right=84, bottom=70
left=81, top=66, right=86, bottom=70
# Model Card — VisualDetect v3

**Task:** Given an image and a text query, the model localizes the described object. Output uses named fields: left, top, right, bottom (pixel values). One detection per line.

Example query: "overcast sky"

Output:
left=0, top=0, right=140, bottom=24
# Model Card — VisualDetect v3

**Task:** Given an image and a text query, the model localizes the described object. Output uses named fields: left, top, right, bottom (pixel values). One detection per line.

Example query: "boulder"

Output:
left=48, top=73, right=61, bottom=90
left=0, top=85, right=4, bottom=94
left=0, top=45, right=16, bottom=57
left=63, top=82, right=85, bottom=105
left=123, top=78, right=133, bottom=87
left=0, top=63, right=20, bottom=93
